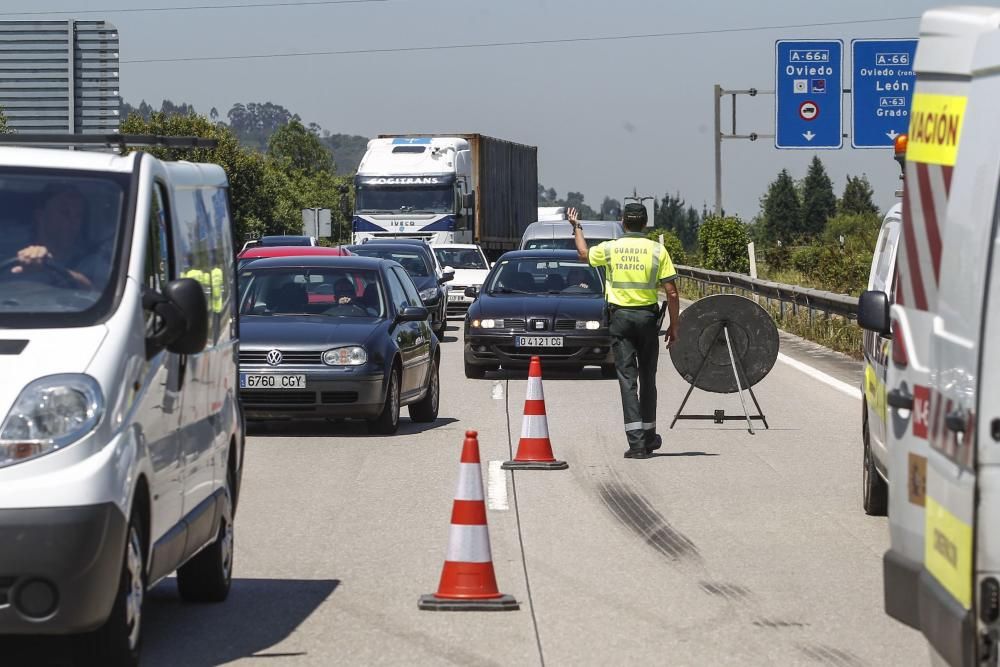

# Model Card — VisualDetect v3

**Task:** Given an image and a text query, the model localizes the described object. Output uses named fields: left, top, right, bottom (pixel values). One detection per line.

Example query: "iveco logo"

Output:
left=363, top=177, right=442, bottom=185
left=266, top=349, right=283, bottom=366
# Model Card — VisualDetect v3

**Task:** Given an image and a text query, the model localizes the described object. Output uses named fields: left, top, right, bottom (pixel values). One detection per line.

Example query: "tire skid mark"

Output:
left=586, top=464, right=826, bottom=662
left=797, top=643, right=867, bottom=667
left=698, top=581, right=752, bottom=602
left=752, top=618, right=809, bottom=629
left=597, top=481, right=701, bottom=562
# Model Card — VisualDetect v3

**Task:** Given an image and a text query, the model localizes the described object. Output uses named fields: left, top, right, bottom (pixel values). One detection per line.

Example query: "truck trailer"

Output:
left=352, top=133, right=537, bottom=258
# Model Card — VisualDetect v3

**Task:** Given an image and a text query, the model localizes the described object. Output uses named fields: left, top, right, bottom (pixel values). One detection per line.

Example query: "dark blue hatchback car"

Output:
left=237, top=256, right=439, bottom=434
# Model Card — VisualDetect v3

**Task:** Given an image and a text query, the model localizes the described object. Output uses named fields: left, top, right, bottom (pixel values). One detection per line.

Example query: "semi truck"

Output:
left=351, top=134, right=537, bottom=258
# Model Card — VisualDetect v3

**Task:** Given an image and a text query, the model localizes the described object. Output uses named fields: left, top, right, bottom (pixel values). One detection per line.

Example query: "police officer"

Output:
left=570, top=205, right=680, bottom=459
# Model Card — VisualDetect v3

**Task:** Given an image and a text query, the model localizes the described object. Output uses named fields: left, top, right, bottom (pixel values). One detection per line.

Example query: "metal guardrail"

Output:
left=674, top=265, right=859, bottom=322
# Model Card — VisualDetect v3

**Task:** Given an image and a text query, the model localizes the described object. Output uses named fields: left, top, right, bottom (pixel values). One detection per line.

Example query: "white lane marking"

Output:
left=492, top=380, right=505, bottom=400
left=487, top=461, right=509, bottom=511
left=776, top=352, right=862, bottom=401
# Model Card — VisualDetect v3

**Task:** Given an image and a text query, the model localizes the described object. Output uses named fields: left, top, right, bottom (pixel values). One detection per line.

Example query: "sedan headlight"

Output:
left=323, top=346, right=368, bottom=366
left=0, top=374, right=103, bottom=468
left=419, top=287, right=439, bottom=303
left=575, top=320, right=601, bottom=330
left=471, top=318, right=501, bottom=329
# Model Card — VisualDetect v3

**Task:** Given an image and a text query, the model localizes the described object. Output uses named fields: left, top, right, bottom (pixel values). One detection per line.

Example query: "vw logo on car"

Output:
left=266, top=349, right=283, bottom=366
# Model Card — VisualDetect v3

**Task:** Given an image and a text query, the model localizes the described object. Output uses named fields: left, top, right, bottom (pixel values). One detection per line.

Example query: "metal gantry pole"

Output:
left=713, top=85, right=722, bottom=217
left=712, top=85, right=774, bottom=219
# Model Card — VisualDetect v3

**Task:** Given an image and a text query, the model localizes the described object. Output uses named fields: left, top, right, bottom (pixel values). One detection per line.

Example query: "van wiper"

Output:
left=493, top=287, right=532, bottom=295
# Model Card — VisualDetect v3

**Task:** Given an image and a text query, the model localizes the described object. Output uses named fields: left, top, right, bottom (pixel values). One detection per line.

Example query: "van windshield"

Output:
left=524, top=237, right=606, bottom=250
left=0, top=169, right=126, bottom=322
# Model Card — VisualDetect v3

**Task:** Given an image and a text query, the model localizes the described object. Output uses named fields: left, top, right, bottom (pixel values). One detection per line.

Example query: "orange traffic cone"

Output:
left=503, top=356, right=568, bottom=470
left=419, top=430, right=519, bottom=611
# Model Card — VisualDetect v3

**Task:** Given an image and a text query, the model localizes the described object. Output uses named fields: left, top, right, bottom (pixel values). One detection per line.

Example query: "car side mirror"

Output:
left=464, top=286, right=479, bottom=298
left=858, top=289, right=891, bottom=336
left=397, top=305, right=429, bottom=323
left=463, top=192, right=475, bottom=210
left=439, top=269, right=455, bottom=284
left=143, top=277, right=209, bottom=357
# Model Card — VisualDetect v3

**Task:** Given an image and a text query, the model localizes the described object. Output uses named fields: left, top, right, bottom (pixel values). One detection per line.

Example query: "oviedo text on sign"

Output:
left=775, top=40, right=844, bottom=149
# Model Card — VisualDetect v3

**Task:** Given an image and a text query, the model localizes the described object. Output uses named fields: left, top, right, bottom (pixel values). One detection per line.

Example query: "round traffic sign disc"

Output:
left=799, top=101, right=819, bottom=121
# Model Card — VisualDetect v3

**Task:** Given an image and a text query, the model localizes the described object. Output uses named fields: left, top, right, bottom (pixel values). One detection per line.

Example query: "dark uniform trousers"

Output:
left=608, top=304, right=660, bottom=451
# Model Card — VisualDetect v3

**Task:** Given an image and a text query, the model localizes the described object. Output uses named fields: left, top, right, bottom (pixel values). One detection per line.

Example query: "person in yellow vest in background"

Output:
left=209, top=250, right=224, bottom=314
left=571, top=204, right=680, bottom=459
left=182, top=254, right=211, bottom=302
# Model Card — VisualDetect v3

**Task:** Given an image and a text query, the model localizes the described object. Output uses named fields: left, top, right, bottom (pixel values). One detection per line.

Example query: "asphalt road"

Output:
left=15, top=319, right=925, bottom=666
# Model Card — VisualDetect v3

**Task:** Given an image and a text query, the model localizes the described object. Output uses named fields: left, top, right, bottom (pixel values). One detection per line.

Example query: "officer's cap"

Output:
left=622, top=203, right=647, bottom=226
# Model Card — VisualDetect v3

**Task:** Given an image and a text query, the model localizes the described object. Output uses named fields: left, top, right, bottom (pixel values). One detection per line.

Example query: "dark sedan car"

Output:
left=237, top=256, right=440, bottom=434
left=346, top=241, right=452, bottom=336
left=463, top=250, right=615, bottom=378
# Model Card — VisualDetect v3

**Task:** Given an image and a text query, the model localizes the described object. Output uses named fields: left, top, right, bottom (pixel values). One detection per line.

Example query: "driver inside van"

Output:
left=9, top=184, right=109, bottom=289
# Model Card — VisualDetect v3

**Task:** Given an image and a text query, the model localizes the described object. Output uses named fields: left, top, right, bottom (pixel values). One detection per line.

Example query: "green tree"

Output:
left=760, top=169, right=802, bottom=244
left=227, top=102, right=299, bottom=151
left=698, top=215, right=750, bottom=273
left=268, top=119, right=335, bottom=175
left=840, top=174, right=880, bottom=217
left=322, top=133, right=370, bottom=175
left=121, top=112, right=280, bottom=243
left=800, top=156, right=837, bottom=237
left=600, top=196, right=621, bottom=220
left=0, top=107, right=10, bottom=134
left=646, top=228, right=686, bottom=266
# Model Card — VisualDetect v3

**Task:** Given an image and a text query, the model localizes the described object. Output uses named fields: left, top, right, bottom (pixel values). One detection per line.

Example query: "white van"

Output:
left=859, top=7, right=1000, bottom=664
left=519, top=219, right=624, bottom=251
left=0, top=136, right=244, bottom=665
left=861, top=201, right=902, bottom=516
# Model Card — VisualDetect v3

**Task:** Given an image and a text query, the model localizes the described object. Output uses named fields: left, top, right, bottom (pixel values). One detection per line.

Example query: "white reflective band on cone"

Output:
left=624, top=422, right=643, bottom=432
left=526, top=377, right=544, bottom=401
left=521, top=414, right=550, bottom=438
left=642, top=422, right=655, bottom=430
left=454, top=463, right=485, bottom=501
left=445, top=524, right=493, bottom=563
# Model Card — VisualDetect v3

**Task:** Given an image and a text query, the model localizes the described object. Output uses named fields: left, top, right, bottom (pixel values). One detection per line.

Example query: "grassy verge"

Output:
left=676, top=278, right=862, bottom=359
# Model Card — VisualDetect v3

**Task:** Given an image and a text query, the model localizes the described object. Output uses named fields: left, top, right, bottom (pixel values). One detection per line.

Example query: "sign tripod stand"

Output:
left=667, top=294, right=779, bottom=436
left=669, top=321, right=769, bottom=435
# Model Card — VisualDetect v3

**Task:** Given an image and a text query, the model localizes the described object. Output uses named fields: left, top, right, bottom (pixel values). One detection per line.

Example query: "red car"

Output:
left=238, top=245, right=357, bottom=304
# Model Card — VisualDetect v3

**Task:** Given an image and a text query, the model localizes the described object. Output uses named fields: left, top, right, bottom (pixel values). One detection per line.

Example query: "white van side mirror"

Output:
left=858, top=290, right=891, bottom=337
left=143, top=278, right=209, bottom=357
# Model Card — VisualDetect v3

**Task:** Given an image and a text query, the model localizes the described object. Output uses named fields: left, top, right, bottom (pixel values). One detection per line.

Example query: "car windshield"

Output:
left=487, top=258, right=603, bottom=296
left=434, top=247, right=488, bottom=270
left=0, top=170, right=125, bottom=319
left=355, top=184, right=453, bottom=214
left=524, top=237, right=607, bottom=250
left=351, top=248, right=431, bottom=277
left=238, top=267, right=385, bottom=318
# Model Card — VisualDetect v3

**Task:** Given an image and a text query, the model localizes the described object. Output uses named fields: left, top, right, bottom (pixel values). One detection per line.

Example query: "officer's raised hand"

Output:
left=567, top=207, right=579, bottom=226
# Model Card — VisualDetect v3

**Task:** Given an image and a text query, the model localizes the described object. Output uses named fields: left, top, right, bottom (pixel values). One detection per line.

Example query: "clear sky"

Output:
left=2, top=0, right=982, bottom=219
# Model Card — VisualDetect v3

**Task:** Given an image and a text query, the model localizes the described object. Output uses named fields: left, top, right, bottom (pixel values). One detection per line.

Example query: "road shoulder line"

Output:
left=776, top=352, right=862, bottom=400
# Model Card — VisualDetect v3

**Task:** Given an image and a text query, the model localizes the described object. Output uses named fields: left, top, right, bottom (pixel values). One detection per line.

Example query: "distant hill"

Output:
left=120, top=98, right=370, bottom=174
left=322, top=134, right=369, bottom=176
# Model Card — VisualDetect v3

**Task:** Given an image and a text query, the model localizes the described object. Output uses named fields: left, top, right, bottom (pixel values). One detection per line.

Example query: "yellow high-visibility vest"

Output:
left=588, top=233, right=677, bottom=307
left=210, top=267, right=224, bottom=313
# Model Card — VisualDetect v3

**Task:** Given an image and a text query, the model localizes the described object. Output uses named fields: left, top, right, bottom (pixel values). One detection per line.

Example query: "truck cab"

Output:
left=352, top=137, right=474, bottom=246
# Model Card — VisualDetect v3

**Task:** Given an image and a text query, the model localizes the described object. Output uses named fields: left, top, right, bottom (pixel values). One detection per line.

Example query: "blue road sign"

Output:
left=775, top=40, right=843, bottom=149
left=851, top=39, right=917, bottom=149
